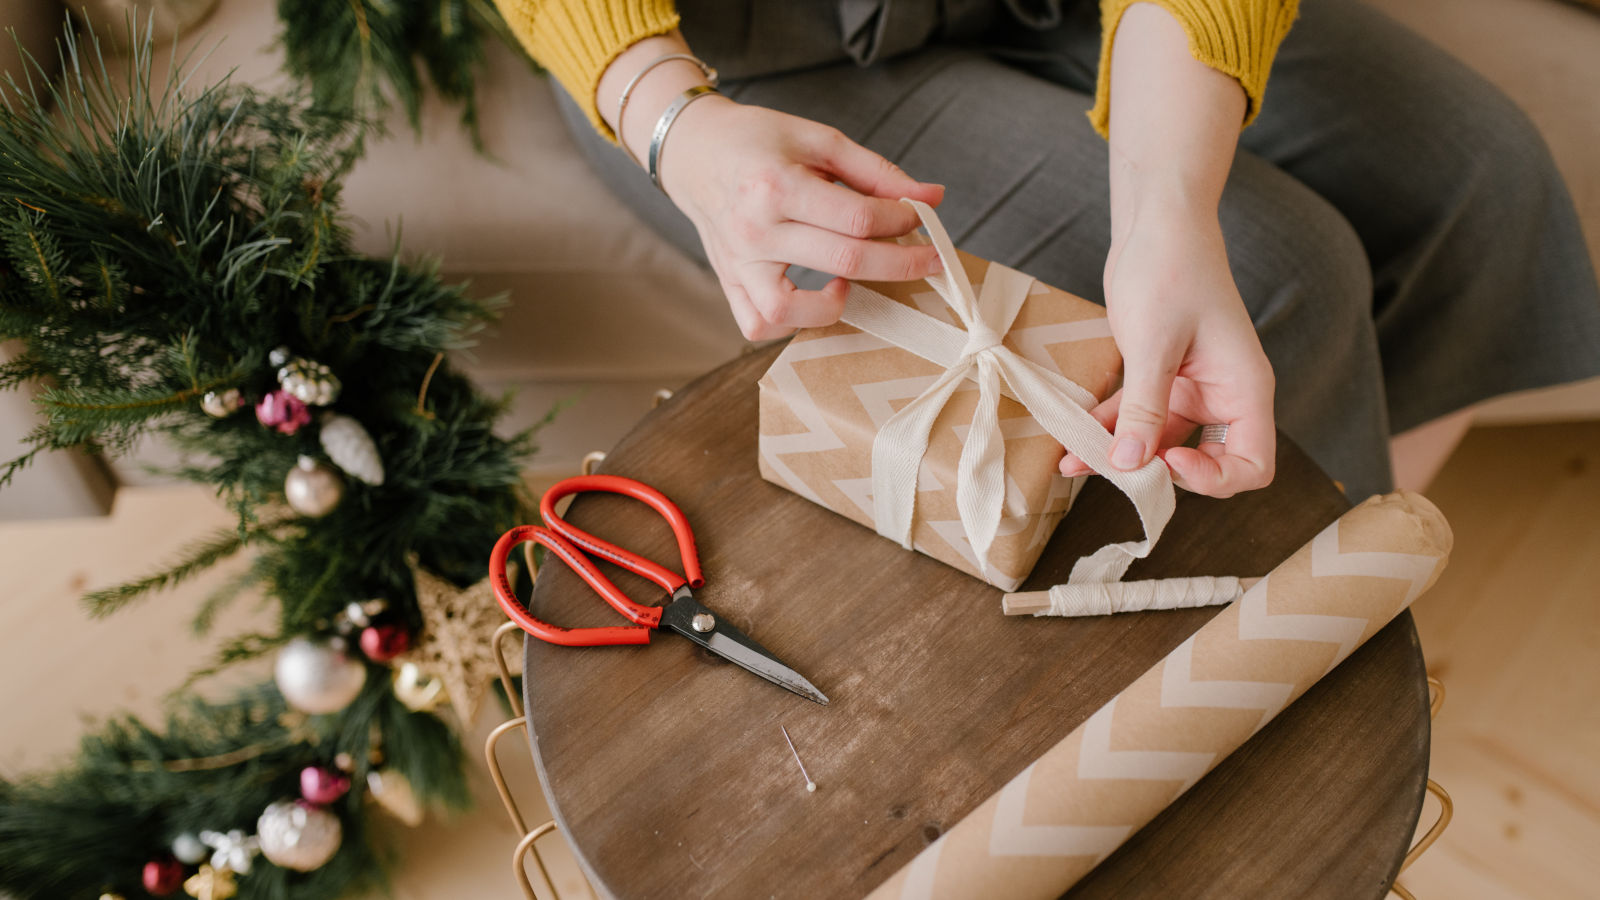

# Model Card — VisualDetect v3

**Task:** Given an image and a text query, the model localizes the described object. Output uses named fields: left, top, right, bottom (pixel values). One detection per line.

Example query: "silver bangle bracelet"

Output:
left=613, top=53, right=718, bottom=165
left=647, top=84, right=718, bottom=192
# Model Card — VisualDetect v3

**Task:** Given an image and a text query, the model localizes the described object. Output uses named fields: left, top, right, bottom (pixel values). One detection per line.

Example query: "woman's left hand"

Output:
left=1059, top=206, right=1276, bottom=498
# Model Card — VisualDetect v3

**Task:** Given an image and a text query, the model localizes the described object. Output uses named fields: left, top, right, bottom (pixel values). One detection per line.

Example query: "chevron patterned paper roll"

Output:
left=756, top=246, right=1123, bottom=591
left=866, top=490, right=1453, bottom=899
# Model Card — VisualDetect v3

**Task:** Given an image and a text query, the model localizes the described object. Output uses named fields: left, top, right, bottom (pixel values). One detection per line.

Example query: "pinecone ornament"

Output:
left=278, top=357, right=341, bottom=406
left=319, top=413, right=384, bottom=485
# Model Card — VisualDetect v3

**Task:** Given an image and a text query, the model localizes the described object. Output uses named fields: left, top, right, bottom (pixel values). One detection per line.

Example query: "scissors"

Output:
left=488, top=474, right=828, bottom=706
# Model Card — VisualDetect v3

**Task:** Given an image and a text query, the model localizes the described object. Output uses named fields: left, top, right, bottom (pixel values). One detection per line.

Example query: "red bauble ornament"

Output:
left=255, top=389, right=311, bottom=435
left=359, top=623, right=411, bottom=662
left=142, top=857, right=185, bottom=896
left=300, top=765, right=352, bottom=805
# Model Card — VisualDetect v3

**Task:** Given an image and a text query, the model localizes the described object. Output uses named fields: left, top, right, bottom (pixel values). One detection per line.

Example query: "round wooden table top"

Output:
left=521, top=344, right=1429, bottom=900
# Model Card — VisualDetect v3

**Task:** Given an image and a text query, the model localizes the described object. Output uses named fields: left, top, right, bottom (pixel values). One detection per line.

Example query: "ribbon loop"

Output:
left=838, top=198, right=1175, bottom=587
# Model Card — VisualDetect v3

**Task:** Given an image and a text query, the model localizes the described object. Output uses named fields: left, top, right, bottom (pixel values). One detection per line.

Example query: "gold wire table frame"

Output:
left=1389, top=675, right=1454, bottom=900
left=482, top=439, right=625, bottom=897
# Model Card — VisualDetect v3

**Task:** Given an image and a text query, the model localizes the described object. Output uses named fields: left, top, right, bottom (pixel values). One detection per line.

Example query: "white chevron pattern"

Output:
left=1159, top=635, right=1296, bottom=734
left=1310, top=522, right=1443, bottom=612
left=758, top=332, right=883, bottom=503
left=1075, top=700, right=1217, bottom=793
left=989, top=762, right=1133, bottom=860
left=1236, top=572, right=1371, bottom=679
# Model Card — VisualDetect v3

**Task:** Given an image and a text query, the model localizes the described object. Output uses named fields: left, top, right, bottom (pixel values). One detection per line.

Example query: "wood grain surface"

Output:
left=521, top=344, right=1429, bottom=900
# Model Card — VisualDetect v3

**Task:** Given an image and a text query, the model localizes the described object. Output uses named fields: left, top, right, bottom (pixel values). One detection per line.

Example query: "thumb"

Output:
left=1109, top=354, right=1177, bottom=471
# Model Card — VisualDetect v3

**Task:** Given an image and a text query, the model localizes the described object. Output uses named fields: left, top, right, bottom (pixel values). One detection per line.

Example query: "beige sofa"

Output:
left=4, top=0, right=1597, bottom=519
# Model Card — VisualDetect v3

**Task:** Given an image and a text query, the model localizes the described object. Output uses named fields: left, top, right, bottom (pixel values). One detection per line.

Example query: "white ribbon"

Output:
left=840, top=199, right=1175, bottom=585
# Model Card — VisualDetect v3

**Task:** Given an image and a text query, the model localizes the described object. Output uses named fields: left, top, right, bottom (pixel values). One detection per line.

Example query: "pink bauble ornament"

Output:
left=300, top=765, right=351, bottom=805
left=255, top=389, right=311, bottom=435
left=142, top=857, right=185, bottom=896
left=359, top=624, right=411, bottom=662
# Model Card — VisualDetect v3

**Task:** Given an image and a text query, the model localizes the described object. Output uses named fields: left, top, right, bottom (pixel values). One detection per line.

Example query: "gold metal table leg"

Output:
left=1390, top=676, right=1453, bottom=899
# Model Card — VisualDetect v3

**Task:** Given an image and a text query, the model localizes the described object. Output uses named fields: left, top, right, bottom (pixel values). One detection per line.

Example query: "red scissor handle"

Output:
left=489, top=524, right=659, bottom=647
left=540, top=475, right=705, bottom=591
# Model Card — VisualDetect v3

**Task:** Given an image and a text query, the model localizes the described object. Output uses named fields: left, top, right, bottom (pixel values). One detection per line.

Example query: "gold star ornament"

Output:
left=399, top=557, right=510, bottom=723
left=183, top=865, right=237, bottom=900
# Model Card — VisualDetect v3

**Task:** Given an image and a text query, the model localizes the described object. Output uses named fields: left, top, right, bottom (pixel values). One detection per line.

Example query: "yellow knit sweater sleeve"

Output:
left=493, top=0, right=680, bottom=141
left=1087, top=0, right=1300, bottom=139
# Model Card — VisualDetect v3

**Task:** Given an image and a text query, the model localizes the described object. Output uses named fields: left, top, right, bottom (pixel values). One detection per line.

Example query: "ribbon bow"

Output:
left=839, top=199, right=1174, bottom=585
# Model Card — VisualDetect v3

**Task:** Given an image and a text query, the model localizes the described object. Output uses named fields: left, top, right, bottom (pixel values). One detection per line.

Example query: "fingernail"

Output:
left=1111, top=437, right=1144, bottom=470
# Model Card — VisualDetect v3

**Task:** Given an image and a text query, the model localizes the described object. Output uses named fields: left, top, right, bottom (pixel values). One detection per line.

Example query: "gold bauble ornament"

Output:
left=398, top=558, right=507, bottom=723
left=284, top=455, right=343, bottom=518
left=366, top=768, right=424, bottom=826
left=200, top=388, right=242, bottom=418
left=183, top=865, right=237, bottom=900
left=392, top=661, right=445, bottom=712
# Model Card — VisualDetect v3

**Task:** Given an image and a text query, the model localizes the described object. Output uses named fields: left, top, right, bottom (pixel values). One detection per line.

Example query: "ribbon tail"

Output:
left=955, top=357, right=1007, bottom=581
left=870, top=364, right=971, bottom=549
left=994, top=350, right=1176, bottom=584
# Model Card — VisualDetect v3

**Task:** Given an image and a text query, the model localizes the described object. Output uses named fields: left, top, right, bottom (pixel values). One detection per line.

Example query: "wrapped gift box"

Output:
left=757, top=245, right=1123, bottom=591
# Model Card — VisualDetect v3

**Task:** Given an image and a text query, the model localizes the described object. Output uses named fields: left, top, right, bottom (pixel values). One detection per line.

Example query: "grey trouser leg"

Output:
left=554, top=0, right=1600, bottom=501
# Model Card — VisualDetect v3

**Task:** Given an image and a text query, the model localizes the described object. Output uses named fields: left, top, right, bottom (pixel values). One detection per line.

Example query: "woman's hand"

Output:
left=1058, top=2, right=1276, bottom=499
left=658, top=97, right=945, bottom=339
left=1059, top=205, right=1275, bottom=497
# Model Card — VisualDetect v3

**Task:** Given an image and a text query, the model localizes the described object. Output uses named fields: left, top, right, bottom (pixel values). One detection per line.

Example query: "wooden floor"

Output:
left=1396, top=422, right=1600, bottom=900
left=2, top=422, right=1596, bottom=899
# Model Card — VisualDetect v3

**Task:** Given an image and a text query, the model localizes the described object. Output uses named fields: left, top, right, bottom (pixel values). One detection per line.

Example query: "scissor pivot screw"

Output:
left=691, top=613, right=716, bottom=633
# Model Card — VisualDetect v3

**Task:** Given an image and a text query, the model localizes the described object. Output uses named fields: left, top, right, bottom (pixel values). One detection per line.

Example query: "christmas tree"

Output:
left=1, top=17, right=539, bottom=899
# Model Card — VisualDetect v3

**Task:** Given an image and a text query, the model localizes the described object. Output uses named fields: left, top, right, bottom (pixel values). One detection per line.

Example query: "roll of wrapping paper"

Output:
left=866, top=491, right=1453, bottom=900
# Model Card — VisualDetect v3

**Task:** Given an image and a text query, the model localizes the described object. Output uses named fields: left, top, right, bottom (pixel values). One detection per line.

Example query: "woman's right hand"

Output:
left=656, top=97, right=946, bottom=339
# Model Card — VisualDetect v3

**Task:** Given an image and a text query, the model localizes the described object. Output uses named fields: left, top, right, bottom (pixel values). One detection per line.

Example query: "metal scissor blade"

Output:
left=661, top=594, right=829, bottom=705
left=703, top=631, right=830, bottom=706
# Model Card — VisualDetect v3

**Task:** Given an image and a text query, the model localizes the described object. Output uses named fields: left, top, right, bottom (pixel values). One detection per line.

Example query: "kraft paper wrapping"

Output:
left=756, top=248, right=1122, bottom=591
left=867, top=491, right=1454, bottom=900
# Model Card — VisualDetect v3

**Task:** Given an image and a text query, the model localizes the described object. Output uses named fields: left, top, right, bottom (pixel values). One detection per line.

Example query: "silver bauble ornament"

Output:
left=273, top=636, right=367, bottom=714
left=278, top=357, right=341, bottom=406
left=318, top=414, right=384, bottom=485
left=172, top=832, right=208, bottom=865
left=285, top=456, right=343, bottom=517
left=256, top=800, right=341, bottom=872
left=200, top=388, right=243, bottom=418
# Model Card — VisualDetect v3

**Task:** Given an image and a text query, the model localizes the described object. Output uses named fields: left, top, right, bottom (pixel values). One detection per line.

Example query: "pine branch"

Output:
left=82, top=520, right=286, bottom=618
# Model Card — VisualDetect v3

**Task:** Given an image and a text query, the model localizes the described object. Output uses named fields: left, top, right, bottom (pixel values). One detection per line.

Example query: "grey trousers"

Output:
left=556, top=0, right=1600, bottom=500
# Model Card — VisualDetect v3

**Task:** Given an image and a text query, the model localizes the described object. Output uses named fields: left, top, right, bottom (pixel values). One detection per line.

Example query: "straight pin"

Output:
left=780, top=725, right=816, bottom=793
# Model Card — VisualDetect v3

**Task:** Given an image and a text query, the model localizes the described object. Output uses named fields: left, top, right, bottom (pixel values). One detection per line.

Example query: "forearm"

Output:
left=1106, top=2, right=1245, bottom=248
left=594, top=30, right=720, bottom=165
left=492, top=0, right=680, bottom=139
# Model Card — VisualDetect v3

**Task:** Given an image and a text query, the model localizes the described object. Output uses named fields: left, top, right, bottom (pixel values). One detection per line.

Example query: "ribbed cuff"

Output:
left=1087, top=0, right=1300, bottom=139
left=497, top=0, right=681, bottom=142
